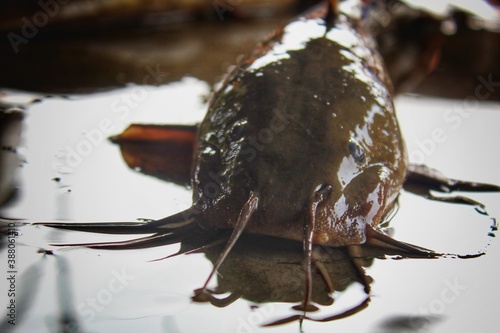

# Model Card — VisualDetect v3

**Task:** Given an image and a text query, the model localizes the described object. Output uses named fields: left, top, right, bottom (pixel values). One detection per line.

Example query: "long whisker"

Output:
left=294, top=199, right=318, bottom=314
left=307, top=296, right=370, bottom=322
left=35, top=207, right=197, bottom=234
left=50, top=232, right=178, bottom=250
left=347, top=245, right=372, bottom=294
left=47, top=217, right=201, bottom=250
left=365, top=225, right=437, bottom=256
left=263, top=297, right=370, bottom=326
left=193, top=191, right=259, bottom=301
left=313, top=248, right=335, bottom=294
left=149, top=237, right=228, bottom=262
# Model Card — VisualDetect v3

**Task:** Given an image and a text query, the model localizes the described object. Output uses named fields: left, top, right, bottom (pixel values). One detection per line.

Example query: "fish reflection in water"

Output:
left=179, top=233, right=441, bottom=325
left=38, top=217, right=439, bottom=327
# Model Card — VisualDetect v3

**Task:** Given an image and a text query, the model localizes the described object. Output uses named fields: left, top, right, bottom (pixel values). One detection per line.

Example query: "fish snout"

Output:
left=312, top=165, right=395, bottom=246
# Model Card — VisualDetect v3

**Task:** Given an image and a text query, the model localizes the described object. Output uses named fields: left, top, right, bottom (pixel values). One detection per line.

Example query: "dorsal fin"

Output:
left=110, top=124, right=197, bottom=186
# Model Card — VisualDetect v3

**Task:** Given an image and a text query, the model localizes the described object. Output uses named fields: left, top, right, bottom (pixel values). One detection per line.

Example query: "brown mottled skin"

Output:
left=192, top=3, right=407, bottom=247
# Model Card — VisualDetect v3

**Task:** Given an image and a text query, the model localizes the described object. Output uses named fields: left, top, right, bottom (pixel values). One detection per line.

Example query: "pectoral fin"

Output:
left=404, top=164, right=500, bottom=208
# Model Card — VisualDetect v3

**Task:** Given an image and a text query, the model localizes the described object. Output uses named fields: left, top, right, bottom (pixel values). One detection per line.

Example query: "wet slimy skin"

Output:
left=38, top=1, right=500, bottom=321
left=192, top=4, right=407, bottom=247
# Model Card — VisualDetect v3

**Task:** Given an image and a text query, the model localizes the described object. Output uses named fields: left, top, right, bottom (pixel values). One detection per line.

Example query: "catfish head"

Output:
left=191, top=4, right=407, bottom=247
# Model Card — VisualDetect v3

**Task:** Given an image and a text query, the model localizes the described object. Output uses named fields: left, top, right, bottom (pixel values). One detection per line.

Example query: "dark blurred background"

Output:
left=0, top=0, right=499, bottom=98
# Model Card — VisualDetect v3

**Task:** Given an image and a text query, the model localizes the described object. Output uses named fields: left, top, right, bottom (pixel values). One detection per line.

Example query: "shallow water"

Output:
left=0, top=79, right=499, bottom=333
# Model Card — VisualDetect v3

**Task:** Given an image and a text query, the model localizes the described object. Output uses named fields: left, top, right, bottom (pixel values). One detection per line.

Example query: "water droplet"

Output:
left=58, top=186, right=72, bottom=194
left=332, top=113, right=337, bottom=118
left=360, top=96, right=366, bottom=102
left=475, top=206, right=488, bottom=215
left=255, top=72, right=263, bottom=77
left=490, top=218, right=498, bottom=232
left=326, top=101, right=331, bottom=106
left=313, top=94, right=318, bottom=99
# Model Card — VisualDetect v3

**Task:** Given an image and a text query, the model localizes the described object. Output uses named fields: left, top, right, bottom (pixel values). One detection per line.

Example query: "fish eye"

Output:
left=349, top=141, right=366, bottom=165
left=229, top=119, right=247, bottom=141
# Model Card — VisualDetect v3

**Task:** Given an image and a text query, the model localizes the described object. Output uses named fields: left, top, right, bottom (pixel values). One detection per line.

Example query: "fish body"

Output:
left=43, top=2, right=498, bottom=253
left=192, top=3, right=406, bottom=246
left=39, top=1, right=500, bottom=322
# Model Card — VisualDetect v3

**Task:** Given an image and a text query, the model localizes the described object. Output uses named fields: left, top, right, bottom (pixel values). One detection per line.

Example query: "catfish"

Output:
left=40, top=0, right=500, bottom=323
